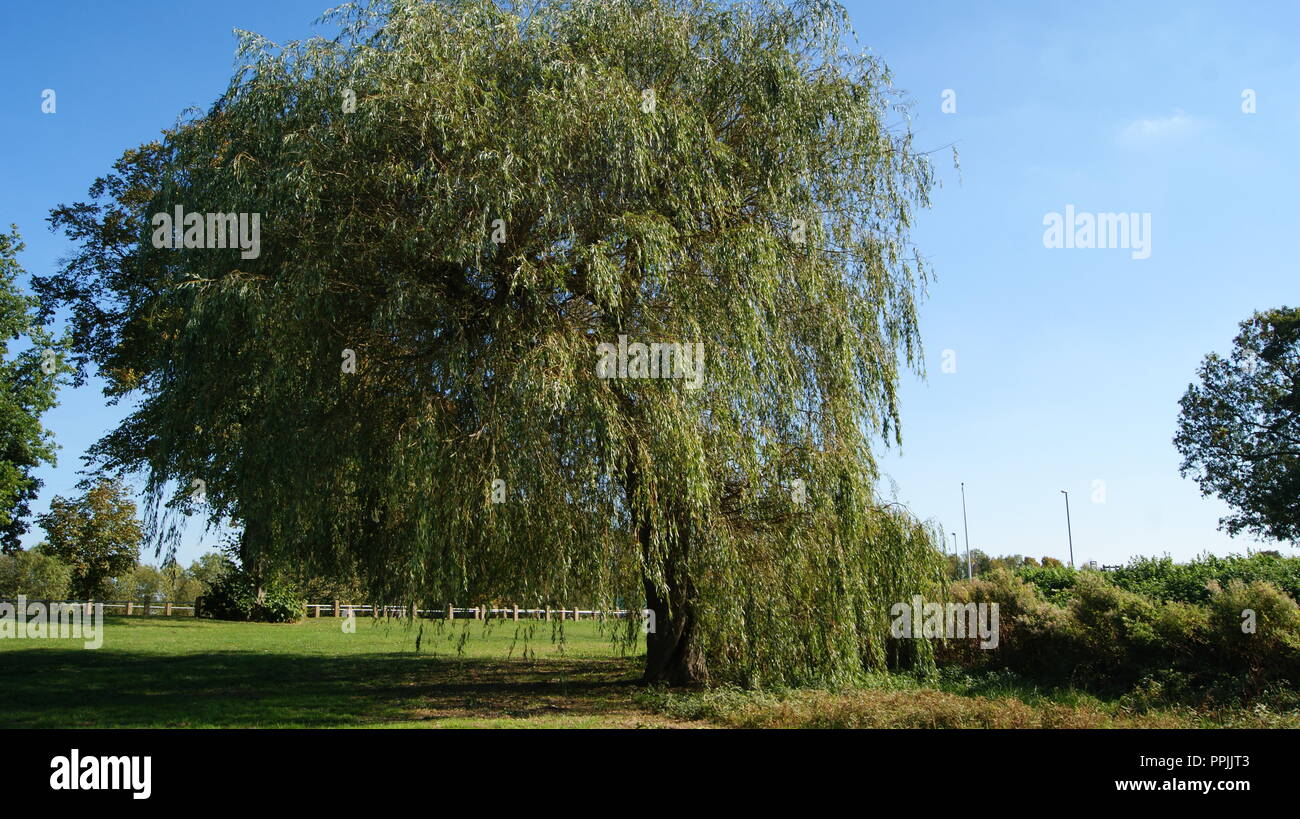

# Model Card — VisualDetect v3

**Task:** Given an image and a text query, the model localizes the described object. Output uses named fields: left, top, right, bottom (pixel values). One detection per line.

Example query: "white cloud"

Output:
left=1117, top=110, right=1207, bottom=146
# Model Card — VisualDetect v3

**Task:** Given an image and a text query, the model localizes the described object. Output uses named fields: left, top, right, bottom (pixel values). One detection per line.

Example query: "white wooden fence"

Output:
left=307, top=603, right=638, bottom=622
left=1, top=598, right=635, bottom=622
left=0, top=598, right=196, bottom=616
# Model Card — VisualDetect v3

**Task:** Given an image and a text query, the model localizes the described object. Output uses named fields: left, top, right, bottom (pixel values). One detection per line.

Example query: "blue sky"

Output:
left=1, top=0, right=1296, bottom=567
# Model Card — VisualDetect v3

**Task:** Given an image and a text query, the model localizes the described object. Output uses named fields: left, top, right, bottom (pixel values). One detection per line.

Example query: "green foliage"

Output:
left=187, top=551, right=230, bottom=593
left=943, top=551, right=1063, bottom=582
left=1175, top=306, right=1300, bottom=543
left=1011, top=551, right=1300, bottom=609
left=293, top=565, right=367, bottom=603
left=160, top=558, right=204, bottom=602
left=0, top=225, right=67, bottom=554
left=1204, top=579, right=1300, bottom=688
left=39, top=0, right=946, bottom=685
left=36, top=477, right=143, bottom=598
left=97, top=557, right=207, bottom=603
left=103, top=563, right=165, bottom=603
left=197, top=561, right=302, bottom=623
left=1103, top=552, right=1300, bottom=604
left=931, top=568, right=1067, bottom=678
left=937, top=564, right=1300, bottom=704
left=0, top=548, right=71, bottom=598
left=1061, top=572, right=1168, bottom=688
left=1016, top=563, right=1079, bottom=605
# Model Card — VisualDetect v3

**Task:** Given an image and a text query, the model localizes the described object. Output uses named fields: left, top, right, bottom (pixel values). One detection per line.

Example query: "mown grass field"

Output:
left=2, top=616, right=1294, bottom=728
left=0, top=615, right=681, bottom=728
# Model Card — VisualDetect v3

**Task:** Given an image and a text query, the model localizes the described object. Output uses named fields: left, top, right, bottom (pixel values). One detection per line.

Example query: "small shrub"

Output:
left=1066, top=573, right=1162, bottom=682
left=196, top=563, right=302, bottom=623
left=1150, top=600, right=1209, bottom=664
left=933, top=568, right=1075, bottom=679
left=1204, top=579, right=1300, bottom=693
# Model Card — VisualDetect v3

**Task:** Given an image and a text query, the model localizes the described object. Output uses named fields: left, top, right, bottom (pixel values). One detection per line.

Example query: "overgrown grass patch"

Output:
left=638, top=669, right=1300, bottom=729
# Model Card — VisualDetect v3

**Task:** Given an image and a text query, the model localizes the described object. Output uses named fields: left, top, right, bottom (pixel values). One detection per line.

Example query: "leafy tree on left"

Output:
left=0, top=225, right=66, bottom=553
left=37, top=477, right=144, bottom=599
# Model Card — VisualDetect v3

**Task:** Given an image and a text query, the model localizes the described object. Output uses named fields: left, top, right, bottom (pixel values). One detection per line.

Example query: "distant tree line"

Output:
left=0, top=475, right=233, bottom=602
left=0, top=548, right=227, bottom=602
left=942, top=551, right=1066, bottom=581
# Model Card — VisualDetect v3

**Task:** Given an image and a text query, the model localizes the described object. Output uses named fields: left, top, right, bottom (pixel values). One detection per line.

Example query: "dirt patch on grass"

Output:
left=364, top=657, right=707, bottom=728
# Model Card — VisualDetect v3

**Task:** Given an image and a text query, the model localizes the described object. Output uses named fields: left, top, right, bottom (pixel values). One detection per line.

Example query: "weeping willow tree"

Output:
left=38, top=0, right=948, bottom=686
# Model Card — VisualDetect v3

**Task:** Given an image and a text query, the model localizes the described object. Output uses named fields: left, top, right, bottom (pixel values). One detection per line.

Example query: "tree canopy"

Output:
left=38, top=0, right=947, bottom=685
left=0, top=225, right=65, bottom=553
left=1176, top=306, right=1300, bottom=544
left=0, top=548, right=72, bottom=599
left=37, top=478, right=144, bottom=599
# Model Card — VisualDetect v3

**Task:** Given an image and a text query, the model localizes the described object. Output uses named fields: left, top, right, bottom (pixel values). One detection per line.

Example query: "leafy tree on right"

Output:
left=1175, top=307, right=1300, bottom=544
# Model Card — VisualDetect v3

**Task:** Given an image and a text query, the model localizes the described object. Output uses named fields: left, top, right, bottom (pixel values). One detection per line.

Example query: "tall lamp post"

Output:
left=961, top=482, right=972, bottom=579
left=1060, top=489, right=1075, bottom=568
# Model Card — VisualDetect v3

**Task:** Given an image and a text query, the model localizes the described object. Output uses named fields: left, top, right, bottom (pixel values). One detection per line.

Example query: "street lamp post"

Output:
left=961, top=482, right=972, bottom=579
left=1060, top=490, right=1074, bottom=568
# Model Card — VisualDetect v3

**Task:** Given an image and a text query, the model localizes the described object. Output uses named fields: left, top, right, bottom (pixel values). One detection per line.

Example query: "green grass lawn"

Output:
left=0, top=615, right=688, bottom=728
left=4, top=615, right=1292, bottom=728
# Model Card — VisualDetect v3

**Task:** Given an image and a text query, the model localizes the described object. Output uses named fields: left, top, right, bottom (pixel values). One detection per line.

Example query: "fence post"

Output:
left=446, top=603, right=453, bottom=621
left=411, top=602, right=418, bottom=619
left=85, top=600, right=93, bottom=617
left=125, top=601, right=133, bottom=616
left=513, top=604, right=519, bottom=622
left=333, top=600, right=340, bottom=618
left=165, top=602, right=173, bottom=616
left=545, top=606, right=551, bottom=621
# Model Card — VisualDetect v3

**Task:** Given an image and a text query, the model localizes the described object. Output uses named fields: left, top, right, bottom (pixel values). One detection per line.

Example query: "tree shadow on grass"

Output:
left=0, top=647, right=653, bottom=728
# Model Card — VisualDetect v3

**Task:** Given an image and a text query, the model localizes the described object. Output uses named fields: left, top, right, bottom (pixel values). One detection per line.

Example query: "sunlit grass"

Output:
left=0, top=615, right=661, bottom=728
left=6, top=615, right=1285, bottom=728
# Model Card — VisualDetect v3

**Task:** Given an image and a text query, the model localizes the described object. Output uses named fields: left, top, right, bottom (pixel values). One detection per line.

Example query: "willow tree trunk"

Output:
left=638, top=515, right=706, bottom=685
left=237, top=524, right=266, bottom=608
left=620, top=423, right=707, bottom=685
